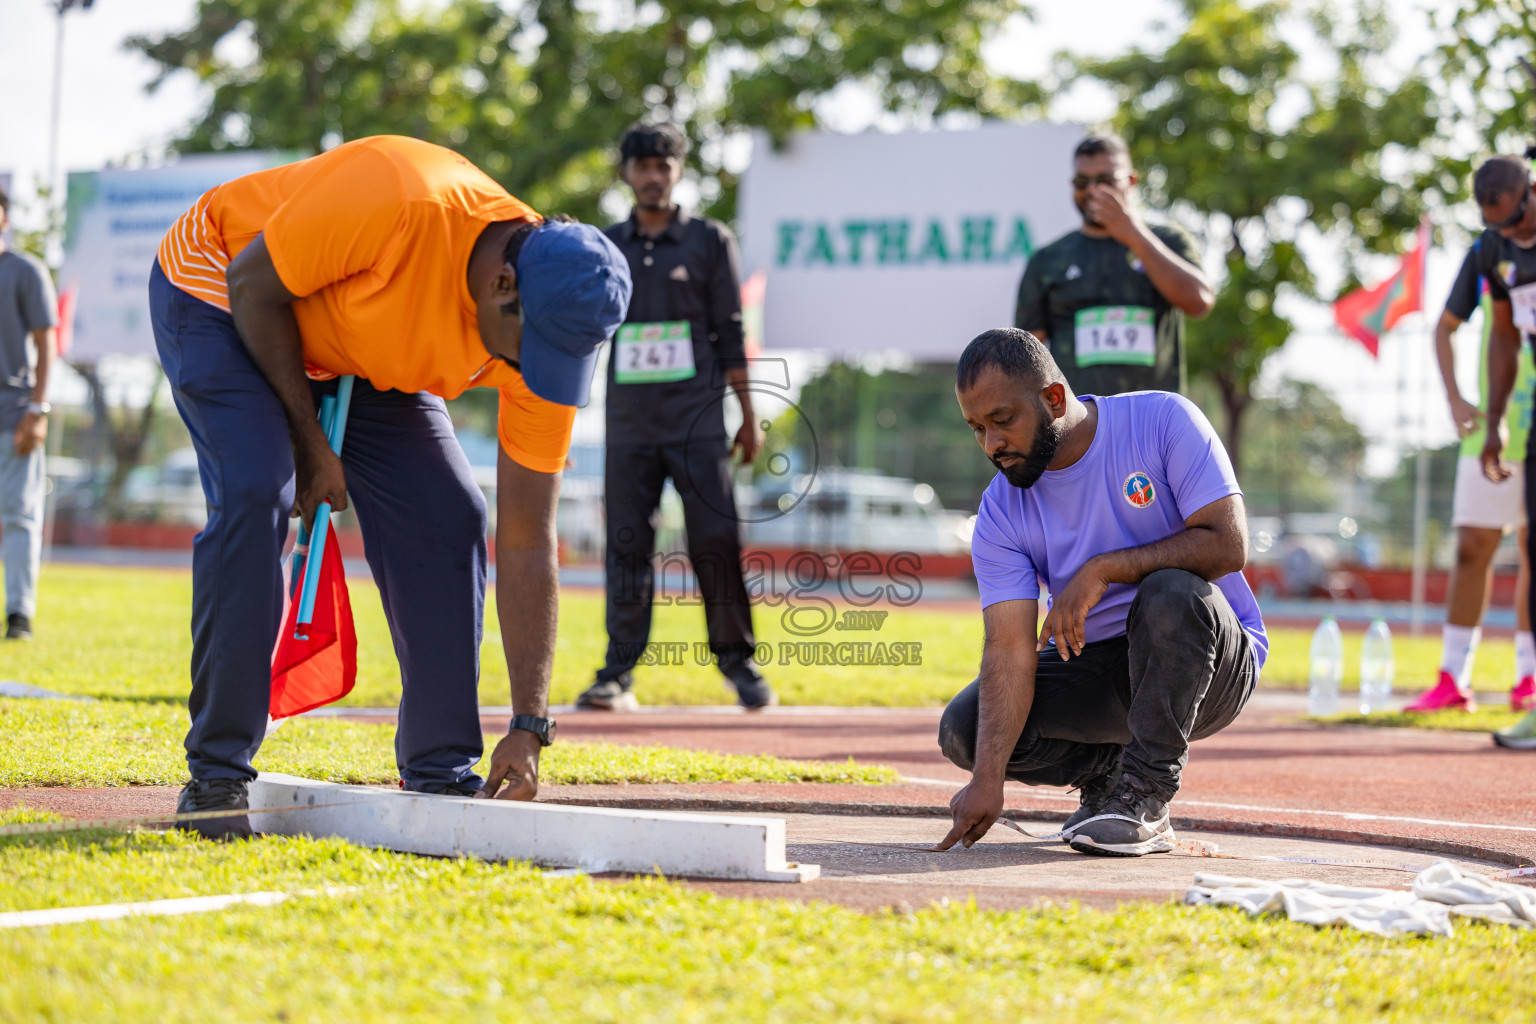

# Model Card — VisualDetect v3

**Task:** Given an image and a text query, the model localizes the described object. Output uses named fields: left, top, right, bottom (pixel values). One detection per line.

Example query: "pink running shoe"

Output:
left=1405, top=671, right=1477, bottom=713
left=1512, top=677, right=1536, bottom=712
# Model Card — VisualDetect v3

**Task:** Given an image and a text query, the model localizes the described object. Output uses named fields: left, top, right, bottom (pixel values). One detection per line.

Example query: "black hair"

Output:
left=620, top=121, right=688, bottom=163
left=1474, top=156, right=1530, bottom=207
left=955, top=328, right=1066, bottom=393
left=1074, top=133, right=1130, bottom=164
left=499, top=213, right=577, bottom=316
left=0, top=188, right=8, bottom=216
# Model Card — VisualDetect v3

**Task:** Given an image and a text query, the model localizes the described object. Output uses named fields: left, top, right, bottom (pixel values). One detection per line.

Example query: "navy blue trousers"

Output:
left=149, top=262, right=489, bottom=790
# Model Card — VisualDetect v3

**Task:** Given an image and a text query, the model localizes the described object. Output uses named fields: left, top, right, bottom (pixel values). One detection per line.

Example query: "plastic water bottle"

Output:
left=1307, top=617, right=1344, bottom=716
left=1359, top=618, right=1395, bottom=715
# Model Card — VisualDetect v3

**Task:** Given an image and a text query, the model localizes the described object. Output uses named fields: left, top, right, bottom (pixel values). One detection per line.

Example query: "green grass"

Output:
left=1260, top=627, right=1521, bottom=697
left=10, top=565, right=982, bottom=707
left=1314, top=706, right=1526, bottom=733
left=9, top=565, right=1527, bottom=707
left=0, top=698, right=894, bottom=788
left=1, top=818, right=1532, bottom=1023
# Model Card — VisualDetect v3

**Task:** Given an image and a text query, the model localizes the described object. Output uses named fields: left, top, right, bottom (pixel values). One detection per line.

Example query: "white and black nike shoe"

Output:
left=1067, top=773, right=1175, bottom=857
left=1057, top=771, right=1117, bottom=843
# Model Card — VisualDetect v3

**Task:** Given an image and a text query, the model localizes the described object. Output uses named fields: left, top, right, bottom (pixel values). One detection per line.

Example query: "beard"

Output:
left=1074, top=194, right=1101, bottom=229
left=990, top=405, right=1064, bottom=489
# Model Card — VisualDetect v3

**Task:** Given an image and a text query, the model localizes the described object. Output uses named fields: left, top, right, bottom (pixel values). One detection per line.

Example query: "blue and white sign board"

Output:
left=60, top=152, right=300, bottom=360
left=738, top=123, right=1083, bottom=359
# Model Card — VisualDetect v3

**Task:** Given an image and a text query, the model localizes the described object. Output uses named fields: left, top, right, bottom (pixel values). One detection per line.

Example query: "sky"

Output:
left=0, top=0, right=1471, bottom=473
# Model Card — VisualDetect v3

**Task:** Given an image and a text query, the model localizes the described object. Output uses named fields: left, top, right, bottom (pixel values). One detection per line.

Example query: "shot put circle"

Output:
left=682, top=386, right=819, bottom=525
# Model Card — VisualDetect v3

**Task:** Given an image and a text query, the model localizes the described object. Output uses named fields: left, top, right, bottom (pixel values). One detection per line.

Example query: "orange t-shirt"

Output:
left=156, top=135, right=575, bottom=473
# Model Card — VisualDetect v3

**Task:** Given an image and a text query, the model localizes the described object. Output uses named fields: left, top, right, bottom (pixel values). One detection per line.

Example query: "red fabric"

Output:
left=56, top=284, right=76, bottom=356
left=270, top=539, right=357, bottom=719
left=1333, top=219, right=1429, bottom=357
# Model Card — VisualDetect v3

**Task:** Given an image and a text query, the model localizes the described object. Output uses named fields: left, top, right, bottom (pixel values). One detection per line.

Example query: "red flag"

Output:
left=1333, top=219, right=1430, bottom=357
left=741, top=270, right=766, bottom=356
left=55, top=283, right=77, bottom=357
left=270, top=539, right=356, bottom=719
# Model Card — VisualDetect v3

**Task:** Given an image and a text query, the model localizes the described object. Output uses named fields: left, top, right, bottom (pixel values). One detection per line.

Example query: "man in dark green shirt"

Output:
left=1014, top=134, right=1214, bottom=395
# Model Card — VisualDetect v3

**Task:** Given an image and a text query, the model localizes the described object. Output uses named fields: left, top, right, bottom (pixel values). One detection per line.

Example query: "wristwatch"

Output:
left=26, top=402, right=50, bottom=417
left=509, top=714, right=557, bottom=747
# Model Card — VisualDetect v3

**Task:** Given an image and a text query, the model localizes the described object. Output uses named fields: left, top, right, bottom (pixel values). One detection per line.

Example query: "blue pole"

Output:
left=294, top=377, right=355, bottom=638
left=289, top=394, right=338, bottom=599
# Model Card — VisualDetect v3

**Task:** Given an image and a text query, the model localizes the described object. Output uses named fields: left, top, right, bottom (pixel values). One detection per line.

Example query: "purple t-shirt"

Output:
left=970, top=391, right=1268, bottom=669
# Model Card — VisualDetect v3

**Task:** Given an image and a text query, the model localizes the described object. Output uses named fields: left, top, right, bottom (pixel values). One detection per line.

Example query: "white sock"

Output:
left=1440, top=624, right=1480, bottom=692
left=1516, top=631, right=1536, bottom=685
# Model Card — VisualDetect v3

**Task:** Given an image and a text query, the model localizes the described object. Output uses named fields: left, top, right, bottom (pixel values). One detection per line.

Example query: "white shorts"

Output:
left=1451, top=456, right=1526, bottom=530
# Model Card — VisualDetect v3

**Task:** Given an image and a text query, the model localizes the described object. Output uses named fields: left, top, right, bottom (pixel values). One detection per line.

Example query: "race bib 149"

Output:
left=613, top=321, right=697, bottom=384
left=1073, top=305, right=1156, bottom=367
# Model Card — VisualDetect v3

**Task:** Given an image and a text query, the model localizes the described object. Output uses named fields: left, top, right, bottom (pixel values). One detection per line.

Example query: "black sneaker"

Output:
left=1058, top=771, right=1118, bottom=843
left=726, top=670, right=778, bottom=711
left=5, top=614, right=32, bottom=640
left=400, top=780, right=482, bottom=796
left=175, top=778, right=252, bottom=841
left=1067, top=773, right=1175, bottom=857
left=576, top=675, right=639, bottom=711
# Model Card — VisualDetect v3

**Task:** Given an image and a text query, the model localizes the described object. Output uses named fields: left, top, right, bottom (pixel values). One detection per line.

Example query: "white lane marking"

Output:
left=897, top=776, right=1536, bottom=835
left=0, top=887, right=354, bottom=931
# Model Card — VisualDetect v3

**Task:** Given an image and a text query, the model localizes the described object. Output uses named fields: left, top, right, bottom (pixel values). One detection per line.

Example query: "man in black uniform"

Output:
left=1473, top=154, right=1536, bottom=749
left=1015, top=134, right=1214, bottom=396
left=577, top=122, right=774, bottom=711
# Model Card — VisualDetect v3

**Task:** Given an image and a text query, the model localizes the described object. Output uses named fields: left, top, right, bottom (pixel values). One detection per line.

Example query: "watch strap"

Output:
left=509, top=714, right=556, bottom=746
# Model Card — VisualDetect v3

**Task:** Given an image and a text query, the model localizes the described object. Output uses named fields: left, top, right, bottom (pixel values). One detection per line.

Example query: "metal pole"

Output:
left=1410, top=446, right=1430, bottom=634
left=48, top=3, right=66, bottom=199
left=1409, top=287, right=1436, bottom=635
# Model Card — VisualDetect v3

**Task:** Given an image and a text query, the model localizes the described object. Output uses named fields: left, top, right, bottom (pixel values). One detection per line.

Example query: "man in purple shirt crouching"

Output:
left=937, top=328, right=1266, bottom=857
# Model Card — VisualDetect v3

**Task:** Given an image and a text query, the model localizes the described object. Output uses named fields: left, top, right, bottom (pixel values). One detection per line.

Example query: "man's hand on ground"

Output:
left=1038, top=561, right=1109, bottom=660
left=935, top=776, right=1004, bottom=850
left=11, top=412, right=45, bottom=456
left=477, top=729, right=541, bottom=801
left=292, top=433, right=348, bottom=526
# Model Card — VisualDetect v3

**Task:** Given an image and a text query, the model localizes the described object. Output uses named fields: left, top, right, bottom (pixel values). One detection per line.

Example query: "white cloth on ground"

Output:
left=1184, top=860, right=1536, bottom=937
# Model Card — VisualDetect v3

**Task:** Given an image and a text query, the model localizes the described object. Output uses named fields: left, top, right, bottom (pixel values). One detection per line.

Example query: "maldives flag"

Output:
left=269, top=539, right=357, bottom=719
left=1333, top=219, right=1431, bottom=357
left=56, top=283, right=77, bottom=356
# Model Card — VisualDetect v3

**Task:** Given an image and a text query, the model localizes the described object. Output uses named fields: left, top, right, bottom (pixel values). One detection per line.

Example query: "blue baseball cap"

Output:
left=516, top=221, right=633, bottom=407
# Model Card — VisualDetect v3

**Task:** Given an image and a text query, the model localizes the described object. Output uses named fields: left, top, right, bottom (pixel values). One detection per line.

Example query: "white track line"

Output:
left=0, top=887, right=353, bottom=931
left=897, top=776, right=1536, bottom=835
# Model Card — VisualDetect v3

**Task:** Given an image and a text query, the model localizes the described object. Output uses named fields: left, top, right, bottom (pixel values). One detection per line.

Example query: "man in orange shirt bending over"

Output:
left=151, top=136, right=631, bottom=838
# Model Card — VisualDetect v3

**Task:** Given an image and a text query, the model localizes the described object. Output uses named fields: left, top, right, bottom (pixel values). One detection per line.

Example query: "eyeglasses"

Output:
left=1072, top=173, right=1126, bottom=190
left=1485, top=186, right=1533, bottom=231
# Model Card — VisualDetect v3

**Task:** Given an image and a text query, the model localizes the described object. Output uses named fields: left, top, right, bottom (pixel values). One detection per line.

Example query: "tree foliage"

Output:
left=1433, top=0, right=1536, bottom=161
left=1069, top=0, right=1441, bottom=473
left=769, top=362, right=995, bottom=513
left=1206, top=377, right=1367, bottom=515
left=129, top=0, right=1037, bottom=224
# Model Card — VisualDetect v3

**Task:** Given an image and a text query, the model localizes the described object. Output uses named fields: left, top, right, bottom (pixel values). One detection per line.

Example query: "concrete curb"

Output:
left=250, top=773, right=820, bottom=882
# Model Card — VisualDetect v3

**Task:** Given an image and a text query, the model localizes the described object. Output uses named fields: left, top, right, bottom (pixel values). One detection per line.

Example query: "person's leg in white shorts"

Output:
left=1411, top=458, right=1530, bottom=711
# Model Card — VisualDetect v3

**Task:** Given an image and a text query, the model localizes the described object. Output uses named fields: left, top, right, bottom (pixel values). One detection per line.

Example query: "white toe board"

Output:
left=249, top=773, right=819, bottom=882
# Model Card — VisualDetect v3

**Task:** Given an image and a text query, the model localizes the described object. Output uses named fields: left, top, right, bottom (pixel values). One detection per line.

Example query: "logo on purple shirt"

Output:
left=1123, top=471, right=1155, bottom=508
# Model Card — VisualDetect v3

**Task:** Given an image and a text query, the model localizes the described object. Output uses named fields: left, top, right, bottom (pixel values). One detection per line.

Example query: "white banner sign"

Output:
left=60, top=152, right=300, bottom=360
left=739, top=123, right=1084, bottom=359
